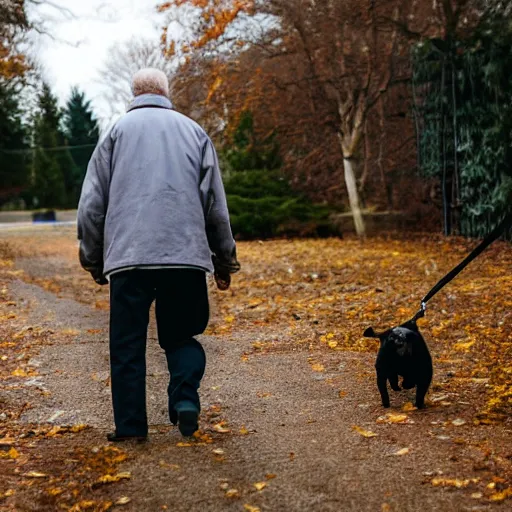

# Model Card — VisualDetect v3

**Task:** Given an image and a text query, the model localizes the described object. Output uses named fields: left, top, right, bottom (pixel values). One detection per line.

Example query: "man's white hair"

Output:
left=131, top=68, right=169, bottom=98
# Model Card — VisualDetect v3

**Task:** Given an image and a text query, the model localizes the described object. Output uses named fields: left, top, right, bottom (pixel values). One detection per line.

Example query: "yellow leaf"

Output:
left=244, top=505, right=261, bottom=512
left=96, top=472, right=131, bottom=484
left=402, top=402, right=417, bottom=412
left=311, top=363, right=325, bottom=372
left=239, top=426, right=249, bottom=435
left=213, top=424, right=231, bottom=434
left=48, top=488, right=64, bottom=496
left=431, top=477, right=478, bottom=488
left=7, top=447, right=19, bottom=459
left=70, top=424, right=89, bottom=433
left=224, top=315, right=235, bottom=323
left=25, top=471, right=47, bottom=478
left=225, top=489, right=240, bottom=498
left=392, top=447, right=410, bottom=456
left=377, top=413, right=411, bottom=424
left=353, top=425, right=378, bottom=438
left=254, top=482, right=267, bottom=491
left=338, top=390, right=347, bottom=398
left=489, top=488, right=512, bottom=502
left=328, top=340, right=338, bottom=349
left=115, top=497, right=132, bottom=505
left=176, top=442, right=192, bottom=447
left=11, top=368, right=28, bottom=377
left=454, top=340, right=475, bottom=352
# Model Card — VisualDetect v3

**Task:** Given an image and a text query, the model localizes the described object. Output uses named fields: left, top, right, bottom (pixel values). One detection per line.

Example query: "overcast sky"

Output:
left=30, top=0, right=163, bottom=125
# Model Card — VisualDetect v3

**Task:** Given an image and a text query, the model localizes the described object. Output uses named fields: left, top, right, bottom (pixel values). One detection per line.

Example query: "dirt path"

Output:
left=1, top=228, right=511, bottom=512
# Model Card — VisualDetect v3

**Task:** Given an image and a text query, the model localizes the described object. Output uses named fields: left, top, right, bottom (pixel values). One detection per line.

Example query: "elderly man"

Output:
left=77, top=68, right=240, bottom=441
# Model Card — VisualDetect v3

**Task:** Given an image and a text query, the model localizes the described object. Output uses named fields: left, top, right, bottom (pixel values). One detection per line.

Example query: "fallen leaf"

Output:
left=212, top=448, right=225, bottom=455
left=471, top=492, right=483, bottom=499
left=7, top=447, right=19, bottom=459
left=338, top=390, right=347, bottom=398
left=353, top=425, right=378, bottom=438
left=96, top=472, right=131, bottom=484
left=225, top=489, right=240, bottom=498
left=392, top=447, right=410, bottom=456
left=489, top=488, right=512, bottom=502
left=48, top=488, right=64, bottom=496
left=402, top=402, right=417, bottom=412
left=265, top=473, right=276, bottom=480
left=431, top=477, right=478, bottom=488
left=115, top=497, right=132, bottom=505
left=377, top=413, right=411, bottom=424
left=239, top=426, right=249, bottom=435
left=176, top=442, right=192, bottom=447
left=311, top=363, right=325, bottom=372
left=243, top=505, right=261, bottom=512
left=213, top=424, right=231, bottom=434
left=254, top=482, right=267, bottom=491
left=25, top=471, right=48, bottom=478
left=11, top=368, right=28, bottom=377
left=452, top=418, right=466, bottom=427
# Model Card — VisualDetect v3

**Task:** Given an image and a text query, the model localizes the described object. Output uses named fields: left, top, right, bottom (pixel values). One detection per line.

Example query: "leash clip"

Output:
left=421, top=301, right=426, bottom=313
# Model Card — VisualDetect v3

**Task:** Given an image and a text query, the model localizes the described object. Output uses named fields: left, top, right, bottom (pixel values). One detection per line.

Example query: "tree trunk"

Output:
left=342, top=156, right=366, bottom=237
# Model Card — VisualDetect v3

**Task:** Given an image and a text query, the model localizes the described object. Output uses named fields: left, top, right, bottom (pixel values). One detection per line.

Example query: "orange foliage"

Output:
left=157, top=0, right=254, bottom=54
left=0, top=42, right=28, bottom=79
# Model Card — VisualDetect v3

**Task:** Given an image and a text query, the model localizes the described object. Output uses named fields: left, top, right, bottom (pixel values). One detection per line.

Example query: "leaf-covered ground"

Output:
left=1, top=227, right=511, bottom=510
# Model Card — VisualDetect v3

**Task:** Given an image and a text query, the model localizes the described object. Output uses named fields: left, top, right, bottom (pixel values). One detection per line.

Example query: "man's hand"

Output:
left=214, top=271, right=231, bottom=291
left=89, top=266, right=108, bottom=286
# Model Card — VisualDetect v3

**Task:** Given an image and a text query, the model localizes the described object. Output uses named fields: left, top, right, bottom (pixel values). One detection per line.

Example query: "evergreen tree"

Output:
left=0, top=79, right=30, bottom=205
left=63, top=87, right=99, bottom=204
left=31, top=83, right=67, bottom=208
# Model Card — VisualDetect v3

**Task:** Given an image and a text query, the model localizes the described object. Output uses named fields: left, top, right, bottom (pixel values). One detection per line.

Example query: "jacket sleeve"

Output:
left=77, top=132, right=113, bottom=276
left=199, top=137, right=240, bottom=275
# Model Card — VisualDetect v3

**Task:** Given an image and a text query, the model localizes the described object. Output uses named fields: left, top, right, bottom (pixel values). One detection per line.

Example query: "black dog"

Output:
left=364, top=319, right=433, bottom=409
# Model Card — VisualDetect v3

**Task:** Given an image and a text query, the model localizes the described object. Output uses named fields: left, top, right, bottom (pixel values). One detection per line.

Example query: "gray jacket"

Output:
left=77, top=94, right=239, bottom=280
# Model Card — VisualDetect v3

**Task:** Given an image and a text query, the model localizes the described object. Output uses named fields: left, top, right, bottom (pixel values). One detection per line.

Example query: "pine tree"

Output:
left=63, top=87, right=99, bottom=204
left=31, top=83, right=67, bottom=208
left=0, top=79, right=30, bottom=205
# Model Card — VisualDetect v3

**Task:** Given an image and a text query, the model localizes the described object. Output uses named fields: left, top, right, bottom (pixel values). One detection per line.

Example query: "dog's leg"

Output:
left=415, top=375, right=431, bottom=409
left=389, top=373, right=401, bottom=392
left=376, top=370, right=390, bottom=407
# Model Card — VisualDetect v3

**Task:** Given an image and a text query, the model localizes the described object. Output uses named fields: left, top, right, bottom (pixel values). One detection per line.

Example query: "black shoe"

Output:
left=175, top=401, right=199, bottom=437
left=170, top=407, right=178, bottom=426
left=106, top=432, right=148, bottom=443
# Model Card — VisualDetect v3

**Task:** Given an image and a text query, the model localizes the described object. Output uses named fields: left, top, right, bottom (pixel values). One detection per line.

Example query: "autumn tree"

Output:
left=0, top=0, right=29, bottom=80
left=159, top=0, right=444, bottom=236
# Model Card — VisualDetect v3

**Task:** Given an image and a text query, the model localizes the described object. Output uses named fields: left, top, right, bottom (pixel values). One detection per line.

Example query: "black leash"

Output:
left=410, top=210, right=512, bottom=323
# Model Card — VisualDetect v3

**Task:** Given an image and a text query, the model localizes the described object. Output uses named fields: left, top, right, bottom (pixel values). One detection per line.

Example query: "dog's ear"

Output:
left=364, top=327, right=378, bottom=338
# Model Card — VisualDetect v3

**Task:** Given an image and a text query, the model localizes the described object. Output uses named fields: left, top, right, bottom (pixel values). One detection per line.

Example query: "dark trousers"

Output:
left=109, top=268, right=209, bottom=437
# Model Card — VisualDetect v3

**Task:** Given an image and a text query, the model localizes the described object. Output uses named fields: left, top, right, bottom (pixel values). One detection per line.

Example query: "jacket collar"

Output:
left=127, top=94, right=173, bottom=112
